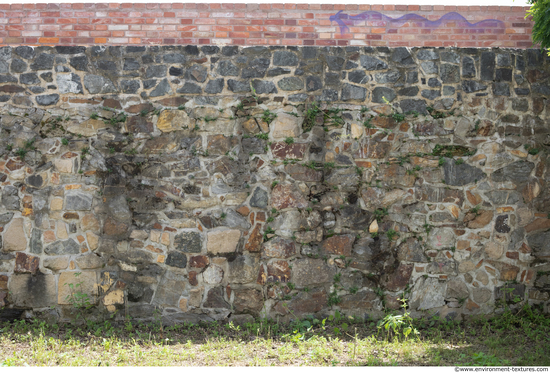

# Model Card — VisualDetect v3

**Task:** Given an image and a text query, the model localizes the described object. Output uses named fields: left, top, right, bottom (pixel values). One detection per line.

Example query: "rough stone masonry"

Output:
left=0, top=45, right=549, bottom=324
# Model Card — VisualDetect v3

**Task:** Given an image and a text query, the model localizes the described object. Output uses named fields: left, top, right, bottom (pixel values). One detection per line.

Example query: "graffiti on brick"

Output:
left=330, top=11, right=505, bottom=35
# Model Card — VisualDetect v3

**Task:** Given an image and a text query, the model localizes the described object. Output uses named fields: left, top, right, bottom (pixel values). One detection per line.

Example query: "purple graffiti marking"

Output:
left=329, top=11, right=505, bottom=35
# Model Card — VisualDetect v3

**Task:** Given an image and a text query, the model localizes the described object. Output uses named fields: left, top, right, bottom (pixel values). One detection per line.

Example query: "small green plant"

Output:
left=262, top=109, right=277, bottom=124
left=90, top=112, right=99, bottom=120
left=62, top=138, right=69, bottom=146
left=470, top=205, right=481, bottom=215
left=220, top=212, right=227, bottom=220
left=6, top=144, right=13, bottom=151
left=386, top=229, right=399, bottom=241
left=15, top=148, right=27, bottom=159
left=255, top=133, right=269, bottom=141
left=377, top=296, right=419, bottom=341
left=284, top=137, right=294, bottom=145
left=374, top=208, right=388, bottom=221
left=64, top=272, right=93, bottom=325
left=455, top=158, right=464, bottom=165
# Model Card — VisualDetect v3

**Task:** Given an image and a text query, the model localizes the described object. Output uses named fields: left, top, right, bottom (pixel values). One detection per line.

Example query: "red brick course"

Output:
left=0, top=3, right=535, bottom=48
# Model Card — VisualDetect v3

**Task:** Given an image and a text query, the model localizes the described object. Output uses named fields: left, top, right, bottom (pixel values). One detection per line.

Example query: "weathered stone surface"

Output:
left=464, top=210, right=493, bottom=229
left=15, top=252, right=39, bottom=274
left=382, top=263, right=414, bottom=292
left=156, top=110, right=193, bottom=132
left=207, top=230, right=240, bottom=254
left=262, top=237, right=296, bottom=258
left=10, top=273, right=57, bottom=308
left=58, top=271, right=98, bottom=305
left=411, top=277, right=446, bottom=310
left=320, top=234, right=355, bottom=256
left=233, top=288, right=264, bottom=315
left=271, top=112, right=302, bottom=139
left=75, top=254, right=104, bottom=269
left=443, top=159, right=486, bottom=186
left=174, top=232, right=202, bottom=253
left=271, top=183, right=308, bottom=210
left=3, top=218, right=27, bottom=252
left=203, top=265, right=224, bottom=284
left=292, top=258, right=335, bottom=287
left=45, top=239, right=80, bottom=255
left=65, top=192, right=92, bottom=211
left=228, top=255, right=260, bottom=284
left=397, top=238, right=428, bottom=262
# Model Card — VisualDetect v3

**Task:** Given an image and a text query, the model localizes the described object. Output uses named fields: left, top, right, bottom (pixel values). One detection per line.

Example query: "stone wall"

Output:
left=0, top=45, right=549, bottom=323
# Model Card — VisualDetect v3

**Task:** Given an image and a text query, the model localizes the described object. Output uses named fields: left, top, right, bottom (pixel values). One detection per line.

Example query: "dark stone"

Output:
left=421, top=90, right=441, bottom=100
left=400, top=99, right=427, bottom=114
left=495, top=215, right=511, bottom=233
left=143, top=79, right=156, bottom=89
left=278, top=77, right=303, bottom=91
left=169, top=66, right=183, bottom=76
left=327, top=55, right=345, bottom=70
left=428, top=78, right=441, bottom=87
left=391, top=47, right=414, bottom=64
left=10, top=58, right=27, bottom=73
left=250, top=187, right=268, bottom=208
left=492, top=161, right=534, bottom=184
left=397, top=86, right=419, bottom=96
left=30, top=54, right=54, bottom=71
left=443, top=86, right=455, bottom=95
left=146, top=65, right=167, bottom=79
left=493, top=82, right=510, bottom=96
left=20, top=73, right=40, bottom=85
left=14, top=46, right=35, bottom=60
left=421, top=61, right=438, bottom=74
left=70, top=55, right=88, bottom=71
left=123, top=58, right=140, bottom=71
left=495, top=68, right=512, bottom=82
left=177, top=82, right=202, bottom=94
left=443, top=159, right=486, bottom=186
left=267, top=67, right=290, bottom=77
left=318, top=89, right=338, bottom=101
left=186, top=65, right=207, bottom=82
left=515, top=88, right=530, bottom=95
left=360, top=55, right=388, bottom=70
left=163, top=53, right=186, bottom=63
left=325, top=72, right=340, bottom=86
left=201, top=46, right=220, bottom=54
left=174, top=232, right=202, bottom=253
left=306, top=75, right=322, bottom=91
left=440, top=51, right=460, bottom=64
left=204, top=287, right=230, bottom=308
left=40, top=72, right=52, bottom=82
left=480, top=51, right=495, bottom=81
left=342, top=83, right=366, bottom=101
left=288, top=93, right=308, bottom=102
left=273, top=51, right=299, bottom=66
left=252, top=80, right=277, bottom=94
left=462, top=80, right=487, bottom=93
left=120, top=80, right=140, bottom=94
left=348, top=70, right=369, bottom=84
left=55, top=46, right=86, bottom=54
left=228, top=79, right=250, bottom=93
left=375, top=70, right=400, bottom=83
left=462, top=56, right=476, bottom=78
left=407, top=71, right=419, bottom=83
left=417, top=49, right=439, bottom=60
left=0, top=74, right=17, bottom=83
left=222, top=46, right=238, bottom=56
left=440, top=64, right=459, bottom=83
left=183, top=46, right=199, bottom=55
left=205, top=78, right=224, bottom=94
left=36, top=94, right=59, bottom=106
left=165, top=251, right=188, bottom=268
left=150, top=79, right=172, bottom=97
left=30, top=229, right=42, bottom=254
left=96, top=60, right=117, bottom=71
left=372, top=87, right=396, bottom=103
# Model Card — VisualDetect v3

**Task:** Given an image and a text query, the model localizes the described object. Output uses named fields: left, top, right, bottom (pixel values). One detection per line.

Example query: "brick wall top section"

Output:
left=0, top=3, right=535, bottom=48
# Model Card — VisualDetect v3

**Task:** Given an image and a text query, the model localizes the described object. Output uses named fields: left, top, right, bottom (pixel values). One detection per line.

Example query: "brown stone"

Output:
left=103, top=216, right=128, bottom=236
left=284, top=164, right=323, bottom=182
left=355, top=139, right=391, bottom=158
left=371, top=115, right=397, bottom=128
left=156, top=110, right=193, bottom=132
left=267, top=260, right=291, bottom=283
left=339, top=291, right=378, bottom=309
left=486, top=260, right=520, bottom=281
left=58, top=271, right=98, bottom=305
left=245, top=224, right=263, bottom=253
left=382, top=263, right=414, bottom=292
left=292, top=258, right=336, bottom=287
left=525, top=218, right=550, bottom=233
left=126, top=103, right=154, bottom=114
left=189, top=255, right=209, bottom=268
left=189, top=271, right=198, bottom=286
left=465, top=299, right=480, bottom=312
left=274, top=289, right=327, bottom=315
left=271, top=183, right=308, bottom=210
left=81, top=213, right=100, bottom=233
left=270, top=113, right=302, bottom=139
left=242, top=117, right=260, bottom=134
left=262, top=237, right=296, bottom=258
left=63, top=212, right=79, bottom=220
left=127, top=116, right=153, bottom=133
left=206, top=134, right=238, bottom=155
left=155, top=97, right=188, bottom=107
left=271, top=142, right=307, bottom=159
left=236, top=205, right=250, bottom=216
left=320, top=234, right=355, bottom=256
left=14, top=252, right=39, bottom=274
left=464, top=210, right=493, bottom=229
left=233, top=288, right=264, bottom=315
